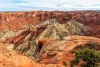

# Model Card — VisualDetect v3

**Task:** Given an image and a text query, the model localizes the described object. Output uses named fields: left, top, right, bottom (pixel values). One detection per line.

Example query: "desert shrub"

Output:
left=63, top=61, right=67, bottom=66
left=70, top=48, right=100, bottom=67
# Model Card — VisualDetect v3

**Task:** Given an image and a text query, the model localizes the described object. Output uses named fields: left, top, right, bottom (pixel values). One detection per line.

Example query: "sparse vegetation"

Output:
left=70, top=48, right=100, bottom=67
left=63, top=61, right=67, bottom=67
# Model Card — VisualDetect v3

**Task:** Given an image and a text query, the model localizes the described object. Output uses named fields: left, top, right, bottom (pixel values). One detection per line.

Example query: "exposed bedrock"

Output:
left=0, top=17, right=99, bottom=67
left=0, top=11, right=100, bottom=38
left=0, top=19, right=90, bottom=57
left=36, top=36, right=100, bottom=67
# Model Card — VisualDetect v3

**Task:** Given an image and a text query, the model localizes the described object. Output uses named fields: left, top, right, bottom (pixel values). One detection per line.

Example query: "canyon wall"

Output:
left=0, top=11, right=100, bottom=37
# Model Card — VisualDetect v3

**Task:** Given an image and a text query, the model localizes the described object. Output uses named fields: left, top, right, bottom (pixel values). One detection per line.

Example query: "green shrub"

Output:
left=70, top=48, right=100, bottom=67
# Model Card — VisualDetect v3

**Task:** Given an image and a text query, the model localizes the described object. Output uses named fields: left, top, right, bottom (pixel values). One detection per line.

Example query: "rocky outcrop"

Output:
left=0, top=11, right=100, bottom=67
left=0, top=19, right=90, bottom=57
left=0, top=11, right=100, bottom=38
left=36, top=36, right=100, bottom=67
left=0, top=36, right=99, bottom=67
left=0, top=43, right=64, bottom=67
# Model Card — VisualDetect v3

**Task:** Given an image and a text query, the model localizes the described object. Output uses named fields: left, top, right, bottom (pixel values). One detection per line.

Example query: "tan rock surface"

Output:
left=0, top=43, right=64, bottom=67
left=0, top=11, right=99, bottom=67
left=37, top=36, right=100, bottom=67
left=0, top=19, right=90, bottom=57
left=0, top=11, right=99, bottom=38
left=0, top=35, right=99, bottom=67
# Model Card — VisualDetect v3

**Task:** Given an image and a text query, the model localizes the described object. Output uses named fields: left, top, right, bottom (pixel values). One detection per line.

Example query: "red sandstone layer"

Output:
left=0, top=11, right=100, bottom=38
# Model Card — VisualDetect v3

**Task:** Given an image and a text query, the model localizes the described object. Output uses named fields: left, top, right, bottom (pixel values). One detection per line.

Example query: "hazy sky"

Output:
left=0, top=0, right=100, bottom=11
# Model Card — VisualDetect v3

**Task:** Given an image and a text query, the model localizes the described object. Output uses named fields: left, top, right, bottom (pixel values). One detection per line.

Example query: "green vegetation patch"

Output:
left=70, top=48, right=100, bottom=67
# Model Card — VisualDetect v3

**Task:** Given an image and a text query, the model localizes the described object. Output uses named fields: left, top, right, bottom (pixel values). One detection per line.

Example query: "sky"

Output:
left=0, top=0, right=100, bottom=11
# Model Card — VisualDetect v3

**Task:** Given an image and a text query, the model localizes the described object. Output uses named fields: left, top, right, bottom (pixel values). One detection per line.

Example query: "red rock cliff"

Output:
left=0, top=11, right=100, bottom=37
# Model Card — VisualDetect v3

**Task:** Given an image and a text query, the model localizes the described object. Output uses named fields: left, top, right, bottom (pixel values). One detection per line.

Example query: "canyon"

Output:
left=0, top=11, right=100, bottom=67
left=0, top=11, right=100, bottom=38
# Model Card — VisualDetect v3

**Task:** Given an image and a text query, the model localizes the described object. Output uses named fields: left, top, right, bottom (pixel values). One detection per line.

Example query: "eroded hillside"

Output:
left=0, top=11, right=100, bottom=37
left=0, top=11, right=100, bottom=67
